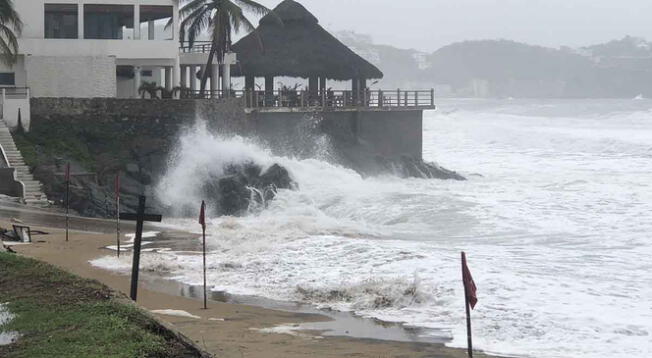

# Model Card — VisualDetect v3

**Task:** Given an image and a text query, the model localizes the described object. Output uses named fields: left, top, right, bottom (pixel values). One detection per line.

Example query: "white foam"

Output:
left=252, top=324, right=312, bottom=338
left=0, top=303, right=20, bottom=346
left=150, top=309, right=200, bottom=319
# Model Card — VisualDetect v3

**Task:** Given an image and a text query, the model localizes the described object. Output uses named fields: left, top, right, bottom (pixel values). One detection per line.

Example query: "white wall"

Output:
left=13, top=0, right=180, bottom=98
left=25, top=56, right=117, bottom=98
left=20, top=38, right=179, bottom=60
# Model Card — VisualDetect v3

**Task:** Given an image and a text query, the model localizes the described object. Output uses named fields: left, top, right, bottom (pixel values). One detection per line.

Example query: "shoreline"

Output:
left=1, top=206, right=501, bottom=358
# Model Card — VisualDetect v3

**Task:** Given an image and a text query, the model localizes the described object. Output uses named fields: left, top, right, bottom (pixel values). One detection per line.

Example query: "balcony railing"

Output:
left=1, top=87, right=30, bottom=99
left=179, top=41, right=212, bottom=54
left=181, top=89, right=436, bottom=109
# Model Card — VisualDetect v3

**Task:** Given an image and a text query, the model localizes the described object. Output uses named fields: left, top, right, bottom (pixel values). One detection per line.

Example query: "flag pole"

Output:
left=202, top=222, right=207, bottom=310
left=200, top=200, right=207, bottom=310
left=116, top=173, right=121, bottom=258
left=65, top=163, right=70, bottom=242
left=461, top=252, right=473, bottom=358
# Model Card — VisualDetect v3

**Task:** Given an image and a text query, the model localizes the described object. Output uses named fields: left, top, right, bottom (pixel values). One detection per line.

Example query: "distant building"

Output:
left=1, top=0, right=180, bottom=98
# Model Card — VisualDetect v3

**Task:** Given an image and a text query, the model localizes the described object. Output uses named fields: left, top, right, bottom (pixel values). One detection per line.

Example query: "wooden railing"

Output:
left=181, top=89, right=435, bottom=109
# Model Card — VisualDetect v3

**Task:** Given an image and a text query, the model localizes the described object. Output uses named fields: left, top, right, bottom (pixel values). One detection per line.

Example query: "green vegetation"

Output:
left=0, top=252, right=199, bottom=358
left=12, top=118, right=129, bottom=172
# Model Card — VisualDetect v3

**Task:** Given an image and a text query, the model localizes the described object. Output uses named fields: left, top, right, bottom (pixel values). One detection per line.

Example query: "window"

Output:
left=84, top=4, right=134, bottom=39
left=45, top=4, right=78, bottom=39
left=0, top=73, right=16, bottom=86
left=140, top=6, right=174, bottom=40
left=141, top=70, right=153, bottom=77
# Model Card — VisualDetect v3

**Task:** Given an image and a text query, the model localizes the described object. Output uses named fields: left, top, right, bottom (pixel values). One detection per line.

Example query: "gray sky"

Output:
left=251, top=0, right=652, bottom=51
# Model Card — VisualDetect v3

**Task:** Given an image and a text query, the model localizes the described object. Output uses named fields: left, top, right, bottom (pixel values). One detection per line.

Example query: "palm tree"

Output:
left=0, top=0, right=22, bottom=66
left=177, top=0, right=271, bottom=97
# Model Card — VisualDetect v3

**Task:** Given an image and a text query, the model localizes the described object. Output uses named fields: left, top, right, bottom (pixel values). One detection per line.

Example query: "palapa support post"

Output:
left=461, top=252, right=478, bottom=358
left=120, top=196, right=162, bottom=301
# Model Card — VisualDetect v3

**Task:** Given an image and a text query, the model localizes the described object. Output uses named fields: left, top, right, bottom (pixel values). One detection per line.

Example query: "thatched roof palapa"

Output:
left=231, top=0, right=383, bottom=81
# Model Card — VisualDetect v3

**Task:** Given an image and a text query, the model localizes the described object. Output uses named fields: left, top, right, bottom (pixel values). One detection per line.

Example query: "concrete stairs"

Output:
left=0, top=120, right=50, bottom=207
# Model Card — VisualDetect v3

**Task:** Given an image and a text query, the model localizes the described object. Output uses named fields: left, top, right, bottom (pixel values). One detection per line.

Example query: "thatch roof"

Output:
left=231, top=0, right=383, bottom=80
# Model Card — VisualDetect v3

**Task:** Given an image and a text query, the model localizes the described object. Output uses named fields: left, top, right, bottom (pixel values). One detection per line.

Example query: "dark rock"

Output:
left=202, top=161, right=296, bottom=216
left=217, top=174, right=251, bottom=216
left=259, top=164, right=294, bottom=190
left=373, top=156, right=466, bottom=180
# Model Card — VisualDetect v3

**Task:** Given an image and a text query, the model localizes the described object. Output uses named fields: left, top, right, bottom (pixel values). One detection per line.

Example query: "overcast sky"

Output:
left=251, top=0, right=652, bottom=52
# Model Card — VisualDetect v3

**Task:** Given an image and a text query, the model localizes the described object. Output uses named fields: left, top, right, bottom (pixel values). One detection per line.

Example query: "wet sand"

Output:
left=1, top=208, right=500, bottom=358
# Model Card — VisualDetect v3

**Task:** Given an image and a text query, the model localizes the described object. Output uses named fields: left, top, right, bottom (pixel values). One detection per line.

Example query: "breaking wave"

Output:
left=92, top=99, right=652, bottom=358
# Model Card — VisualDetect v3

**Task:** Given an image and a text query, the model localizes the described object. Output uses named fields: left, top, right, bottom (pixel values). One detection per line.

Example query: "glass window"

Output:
left=45, top=4, right=78, bottom=39
left=0, top=73, right=16, bottom=86
left=140, top=6, right=174, bottom=40
left=84, top=4, right=134, bottom=39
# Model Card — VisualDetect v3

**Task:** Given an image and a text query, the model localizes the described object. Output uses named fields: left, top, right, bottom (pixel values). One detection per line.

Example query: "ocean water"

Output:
left=94, top=99, right=652, bottom=358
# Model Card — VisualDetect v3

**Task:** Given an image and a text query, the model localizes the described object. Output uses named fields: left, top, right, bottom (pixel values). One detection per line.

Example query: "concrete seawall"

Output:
left=32, top=97, right=426, bottom=175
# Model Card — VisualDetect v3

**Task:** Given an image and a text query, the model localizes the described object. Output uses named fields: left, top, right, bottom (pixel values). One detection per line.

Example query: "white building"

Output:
left=1, top=0, right=181, bottom=98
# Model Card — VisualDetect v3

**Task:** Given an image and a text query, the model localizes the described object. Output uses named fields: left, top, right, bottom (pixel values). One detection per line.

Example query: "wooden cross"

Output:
left=119, top=195, right=162, bottom=301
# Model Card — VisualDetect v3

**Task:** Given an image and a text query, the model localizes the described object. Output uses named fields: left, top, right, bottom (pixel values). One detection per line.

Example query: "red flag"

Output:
left=65, top=163, right=71, bottom=182
left=199, top=201, right=206, bottom=229
left=115, top=173, right=121, bottom=199
left=462, top=252, right=478, bottom=309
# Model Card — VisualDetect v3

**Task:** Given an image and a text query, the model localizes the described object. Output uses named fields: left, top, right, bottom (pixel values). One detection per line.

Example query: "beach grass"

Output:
left=0, top=252, right=199, bottom=358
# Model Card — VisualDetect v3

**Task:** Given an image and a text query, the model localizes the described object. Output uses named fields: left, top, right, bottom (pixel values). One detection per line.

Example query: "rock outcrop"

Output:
left=202, top=162, right=296, bottom=216
left=371, top=156, right=466, bottom=180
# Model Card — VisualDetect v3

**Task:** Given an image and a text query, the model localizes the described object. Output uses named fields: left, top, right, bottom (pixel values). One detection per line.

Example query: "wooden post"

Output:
left=397, top=89, right=401, bottom=107
left=415, top=91, right=419, bottom=106
left=309, top=76, right=318, bottom=101
left=130, top=196, right=145, bottom=301
left=202, top=217, right=207, bottom=310
left=65, top=163, right=70, bottom=242
left=462, top=252, right=474, bottom=358
left=120, top=196, right=162, bottom=301
left=264, top=75, right=274, bottom=106
left=115, top=173, right=120, bottom=257
left=431, top=88, right=435, bottom=106
left=352, top=78, right=359, bottom=106
left=245, top=76, right=255, bottom=106
left=404, top=91, right=408, bottom=106
left=378, top=90, right=383, bottom=107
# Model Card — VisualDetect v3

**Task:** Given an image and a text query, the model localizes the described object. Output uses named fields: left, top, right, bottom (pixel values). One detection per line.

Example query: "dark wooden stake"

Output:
left=65, top=177, right=70, bottom=242
left=462, top=252, right=473, bottom=358
left=202, top=224, right=207, bottom=309
left=116, top=174, right=121, bottom=258
left=120, top=196, right=162, bottom=301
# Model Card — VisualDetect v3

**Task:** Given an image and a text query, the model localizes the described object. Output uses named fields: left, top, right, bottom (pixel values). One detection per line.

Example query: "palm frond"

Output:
left=180, top=4, right=212, bottom=45
left=0, top=23, right=19, bottom=66
left=0, top=0, right=22, bottom=34
left=232, top=0, right=270, bottom=17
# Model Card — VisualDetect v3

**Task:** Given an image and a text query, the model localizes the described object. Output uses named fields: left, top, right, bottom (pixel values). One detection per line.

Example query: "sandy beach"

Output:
left=1, top=208, right=498, bottom=358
